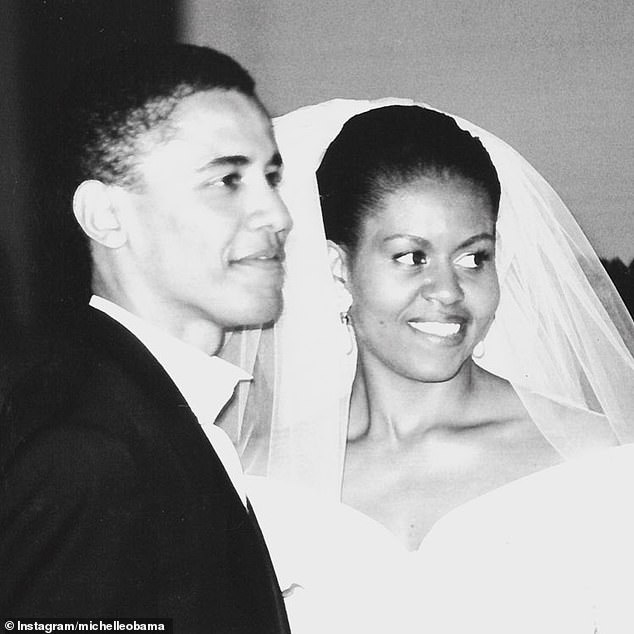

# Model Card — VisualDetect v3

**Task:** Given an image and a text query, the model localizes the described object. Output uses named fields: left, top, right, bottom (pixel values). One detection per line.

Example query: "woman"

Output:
left=220, top=99, right=634, bottom=632
left=316, top=103, right=571, bottom=546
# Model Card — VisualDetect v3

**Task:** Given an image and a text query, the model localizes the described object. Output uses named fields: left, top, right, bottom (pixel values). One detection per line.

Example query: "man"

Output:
left=0, top=44, right=292, bottom=632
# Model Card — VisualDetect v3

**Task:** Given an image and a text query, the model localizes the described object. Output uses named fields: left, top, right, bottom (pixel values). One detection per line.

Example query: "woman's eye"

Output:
left=266, top=169, right=283, bottom=189
left=455, top=251, right=490, bottom=269
left=394, top=251, right=426, bottom=266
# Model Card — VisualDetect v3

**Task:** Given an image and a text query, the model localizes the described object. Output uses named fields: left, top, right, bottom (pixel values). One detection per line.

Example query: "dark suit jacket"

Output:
left=0, top=308, right=289, bottom=633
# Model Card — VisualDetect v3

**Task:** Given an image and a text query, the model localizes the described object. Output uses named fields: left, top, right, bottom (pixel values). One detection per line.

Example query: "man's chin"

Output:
left=219, top=298, right=283, bottom=330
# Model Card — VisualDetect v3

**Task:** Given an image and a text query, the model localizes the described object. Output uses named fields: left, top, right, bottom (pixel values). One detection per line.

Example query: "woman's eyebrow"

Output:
left=382, top=232, right=494, bottom=249
left=382, top=234, right=431, bottom=247
left=456, top=233, right=495, bottom=250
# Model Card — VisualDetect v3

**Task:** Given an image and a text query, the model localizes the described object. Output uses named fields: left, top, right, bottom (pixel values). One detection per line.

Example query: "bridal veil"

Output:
left=219, top=98, right=634, bottom=498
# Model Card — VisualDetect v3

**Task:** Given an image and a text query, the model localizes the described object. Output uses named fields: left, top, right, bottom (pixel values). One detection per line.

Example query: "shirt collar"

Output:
left=89, top=295, right=252, bottom=424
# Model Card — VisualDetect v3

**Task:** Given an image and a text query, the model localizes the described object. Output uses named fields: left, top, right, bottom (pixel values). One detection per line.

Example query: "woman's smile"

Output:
left=407, top=319, right=466, bottom=342
left=343, top=177, right=499, bottom=383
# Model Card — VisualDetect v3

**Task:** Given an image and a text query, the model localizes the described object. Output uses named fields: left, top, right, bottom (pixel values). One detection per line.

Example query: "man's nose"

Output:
left=419, top=263, right=464, bottom=305
left=246, top=186, right=293, bottom=237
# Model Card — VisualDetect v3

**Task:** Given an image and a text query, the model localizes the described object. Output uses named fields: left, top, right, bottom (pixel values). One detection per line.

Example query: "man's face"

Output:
left=121, top=89, right=291, bottom=336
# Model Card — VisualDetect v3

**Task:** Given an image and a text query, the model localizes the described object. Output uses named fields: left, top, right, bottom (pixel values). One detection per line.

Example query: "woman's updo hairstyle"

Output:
left=316, top=105, right=501, bottom=252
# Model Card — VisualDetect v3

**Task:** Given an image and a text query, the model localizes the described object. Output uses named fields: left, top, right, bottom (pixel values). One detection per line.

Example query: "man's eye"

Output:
left=266, top=169, right=283, bottom=189
left=220, top=173, right=242, bottom=189
left=204, top=173, right=242, bottom=190
left=454, top=251, right=490, bottom=269
left=394, top=251, right=426, bottom=266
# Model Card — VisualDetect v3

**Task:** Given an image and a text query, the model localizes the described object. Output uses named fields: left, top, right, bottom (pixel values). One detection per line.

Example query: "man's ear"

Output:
left=326, top=240, right=351, bottom=286
left=72, top=180, right=128, bottom=249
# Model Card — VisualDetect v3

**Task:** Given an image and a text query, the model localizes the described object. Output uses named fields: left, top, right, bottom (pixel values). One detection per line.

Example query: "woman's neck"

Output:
left=348, top=351, right=480, bottom=443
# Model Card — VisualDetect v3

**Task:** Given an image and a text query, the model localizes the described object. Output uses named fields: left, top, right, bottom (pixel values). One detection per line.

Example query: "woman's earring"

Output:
left=472, top=340, right=485, bottom=359
left=336, top=285, right=355, bottom=356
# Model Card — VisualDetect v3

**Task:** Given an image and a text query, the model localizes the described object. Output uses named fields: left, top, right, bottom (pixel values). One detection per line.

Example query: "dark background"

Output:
left=0, top=0, right=176, bottom=348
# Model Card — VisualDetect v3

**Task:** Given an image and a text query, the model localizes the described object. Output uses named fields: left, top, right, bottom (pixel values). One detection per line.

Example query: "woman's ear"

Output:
left=327, top=240, right=351, bottom=286
left=327, top=240, right=353, bottom=315
left=72, top=180, right=128, bottom=249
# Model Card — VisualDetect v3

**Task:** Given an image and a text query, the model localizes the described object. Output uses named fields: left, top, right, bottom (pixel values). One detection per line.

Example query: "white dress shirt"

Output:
left=89, top=295, right=251, bottom=506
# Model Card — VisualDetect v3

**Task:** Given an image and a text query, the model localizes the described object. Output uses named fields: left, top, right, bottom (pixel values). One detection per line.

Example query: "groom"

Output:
left=0, top=44, right=291, bottom=632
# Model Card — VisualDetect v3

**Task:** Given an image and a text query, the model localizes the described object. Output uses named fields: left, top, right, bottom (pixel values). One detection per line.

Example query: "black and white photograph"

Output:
left=1, top=1, right=633, bottom=632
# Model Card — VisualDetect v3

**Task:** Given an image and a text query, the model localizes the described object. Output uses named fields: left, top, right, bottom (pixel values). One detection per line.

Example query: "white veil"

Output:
left=224, top=98, right=634, bottom=499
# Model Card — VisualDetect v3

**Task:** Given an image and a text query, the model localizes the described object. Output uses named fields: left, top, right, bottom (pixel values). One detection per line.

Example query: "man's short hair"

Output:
left=48, top=44, right=261, bottom=318
left=61, top=43, right=261, bottom=193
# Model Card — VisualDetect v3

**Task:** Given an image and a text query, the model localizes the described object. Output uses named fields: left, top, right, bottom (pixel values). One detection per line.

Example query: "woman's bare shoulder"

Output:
left=471, top=366, right=530, bottom=425
left=470, top=367, right=563, bottom=463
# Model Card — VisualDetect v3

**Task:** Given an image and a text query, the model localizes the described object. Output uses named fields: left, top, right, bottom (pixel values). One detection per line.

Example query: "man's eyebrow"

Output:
left=196, top=152, right=283, bottom=171
left=196, top=155, right=250, bottom=171
left=269, top=152, right=283, bottom=168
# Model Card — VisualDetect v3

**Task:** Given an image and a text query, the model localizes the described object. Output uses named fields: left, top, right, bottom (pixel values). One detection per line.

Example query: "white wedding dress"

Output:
left=217, top=99, right=634, bottom=633
left=249, top=441, right=634, bottom=634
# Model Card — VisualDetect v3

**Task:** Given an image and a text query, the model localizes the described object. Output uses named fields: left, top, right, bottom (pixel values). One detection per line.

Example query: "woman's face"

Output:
left=342, top=176, right=499, bottom=383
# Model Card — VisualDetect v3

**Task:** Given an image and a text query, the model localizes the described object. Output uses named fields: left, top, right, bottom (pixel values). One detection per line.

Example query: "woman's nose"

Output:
left=420, top=264, right=464, bottom=305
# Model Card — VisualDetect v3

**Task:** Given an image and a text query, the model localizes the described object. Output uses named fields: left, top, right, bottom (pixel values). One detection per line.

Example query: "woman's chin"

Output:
left=394, top=356, right=473, bottom=384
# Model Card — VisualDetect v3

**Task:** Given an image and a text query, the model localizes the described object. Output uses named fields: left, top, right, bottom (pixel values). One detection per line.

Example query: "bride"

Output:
left=219, top=99, right=634, bottom=633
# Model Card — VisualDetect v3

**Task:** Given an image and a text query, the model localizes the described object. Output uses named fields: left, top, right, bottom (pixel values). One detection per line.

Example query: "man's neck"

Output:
left=92, top=286, right=225, bottom=356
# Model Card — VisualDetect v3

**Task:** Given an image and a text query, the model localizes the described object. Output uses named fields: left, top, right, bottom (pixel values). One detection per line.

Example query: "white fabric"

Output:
left=235, top=98, right=634, bottom=496
left=89, top=295, right=251, bottom=506
left=216, top=325, right=277, bottom=473
left=230, top=98, right=634, bottom=632
left=249, top=443, right=634, bottom=633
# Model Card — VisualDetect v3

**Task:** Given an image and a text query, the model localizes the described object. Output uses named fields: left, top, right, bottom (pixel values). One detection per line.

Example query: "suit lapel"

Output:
left=247, top=499, right=292, bottom=633
left=86, top=309, right=290, bottom=631
left=84, top=308, right=247, bottom=513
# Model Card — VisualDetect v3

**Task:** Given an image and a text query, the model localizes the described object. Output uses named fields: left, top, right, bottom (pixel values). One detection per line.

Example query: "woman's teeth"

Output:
left=408, top=321, right=461, bottom=337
